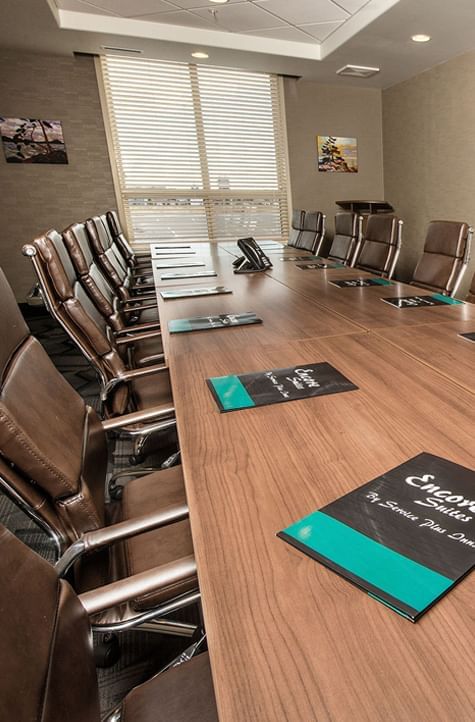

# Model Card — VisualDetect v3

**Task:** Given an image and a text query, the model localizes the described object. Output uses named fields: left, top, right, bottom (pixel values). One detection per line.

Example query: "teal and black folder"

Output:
left=207, top=362, right=357, bottom=413
left=330, top=278, right=392, bottom=288
left=169, top=312, right=262, bottom=333
left=160, top=286, right=232, bottom=300
left=279, top=454, right=475, bottom=621
left=382, top=294, right=463, bottom=308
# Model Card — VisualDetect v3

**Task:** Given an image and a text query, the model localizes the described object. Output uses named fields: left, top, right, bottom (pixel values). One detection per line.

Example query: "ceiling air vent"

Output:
left=336, top=64, right=380, bottom=78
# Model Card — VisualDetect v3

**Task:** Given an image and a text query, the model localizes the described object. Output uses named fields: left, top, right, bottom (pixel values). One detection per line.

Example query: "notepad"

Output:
left=297, top=262, right=344, bottom=270
left=330, top=278, right=392, bottom=288
left=278, top=453, right=475, bottom=622
left=155, top=261, right=206, bottom=269
left=382, top=294, right=463, bottom=308
left=160, top=286, right=232, bottom=300
left=280, top=255, right=322, bottom=262
left=161, top=271, right=217, bottom=280
left=169, top=312, right=262, bottom=333
left=207, top=362, right=357, bottom=413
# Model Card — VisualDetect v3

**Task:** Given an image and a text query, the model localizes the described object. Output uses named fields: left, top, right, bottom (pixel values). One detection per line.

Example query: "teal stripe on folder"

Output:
left=372, top=278, right=392, bottom=286
left=210, top=375, right=255, bottom=411
left=431, top=293, right=463, bottom=305
left=168, top=319, right=193, bottom=333
left=283, top=511, right=453, bottom=612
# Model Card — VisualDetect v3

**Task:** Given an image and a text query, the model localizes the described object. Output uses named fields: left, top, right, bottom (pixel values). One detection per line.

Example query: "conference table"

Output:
left=152, top=241, right=475, bottom=721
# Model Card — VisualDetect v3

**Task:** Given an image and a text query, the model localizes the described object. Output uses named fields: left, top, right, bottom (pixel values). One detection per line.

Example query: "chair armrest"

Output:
left=79, top=555, right=196, bottom=615
left=123, top=293, right=157, bottom=303
left=102, top=401, right=175, bottom=431
left=131, top=281, right=155, bottom=290
left=100, top=366, right=168, bottom=405
left=115, top=321, right=160, bottom=336
left=116, top=330, right=162, bottom=344
left=56, top=505, right=189, bottom=577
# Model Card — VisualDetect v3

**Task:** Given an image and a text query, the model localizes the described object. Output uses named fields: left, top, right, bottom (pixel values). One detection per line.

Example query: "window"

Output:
left=99, top=56, right=290, bottom=245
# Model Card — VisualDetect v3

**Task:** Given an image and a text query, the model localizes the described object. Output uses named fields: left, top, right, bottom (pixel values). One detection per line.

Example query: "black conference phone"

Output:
left=233, top=237, right=273, bottom=274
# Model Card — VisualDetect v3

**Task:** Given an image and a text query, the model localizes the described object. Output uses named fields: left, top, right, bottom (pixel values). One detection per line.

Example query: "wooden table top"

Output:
left=375, top=320, right=475, bottom=395
left=170, top=332, right=475, bottom=722
left=152, top=241, right=475, bottom=721
left=264, top=260, right=475, bottom=330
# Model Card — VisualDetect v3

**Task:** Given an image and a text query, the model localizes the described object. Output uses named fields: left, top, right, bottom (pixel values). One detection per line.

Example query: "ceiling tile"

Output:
left=243, top=25, right=317, bottom=43
left=334, top=0, right=369, bottom=13
left=254, top=0, right=348, bottom=26
left=138, top=9, right=218, bottom=27
left=297, top=20, right=343, bottom=41
left=168, top=0, right=243, bottom=8
left=56, top=0, right=118, bottom=14
left=190, top=2, right=285, bottom=32
left=85, top=0, right=177, bottom=17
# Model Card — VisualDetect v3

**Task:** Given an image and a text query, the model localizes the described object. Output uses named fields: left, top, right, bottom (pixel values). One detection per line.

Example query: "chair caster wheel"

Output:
left=109, top=485, right=124, bottom=500
left=129, top=454, right=144, bottom=466
left=94, top=633, right=120, bottom=668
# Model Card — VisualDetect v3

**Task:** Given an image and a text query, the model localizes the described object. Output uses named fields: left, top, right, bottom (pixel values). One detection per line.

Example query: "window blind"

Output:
left=99, top=56, right=289, bottom=245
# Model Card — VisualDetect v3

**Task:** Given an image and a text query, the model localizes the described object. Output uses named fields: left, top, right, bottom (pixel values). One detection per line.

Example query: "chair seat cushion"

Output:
left=132, top=336, right=164, bottom=366
left=122, top=467, right=198, bottom=611
left=122, top=652, right=218, bottom=722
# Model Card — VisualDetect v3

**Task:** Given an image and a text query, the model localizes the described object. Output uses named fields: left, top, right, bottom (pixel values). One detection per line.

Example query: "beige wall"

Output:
left=383, top=50, right=475, bottom=296
left=284, top=78, right=385, bottom=252
left=0, top=51, right=116, bottom=300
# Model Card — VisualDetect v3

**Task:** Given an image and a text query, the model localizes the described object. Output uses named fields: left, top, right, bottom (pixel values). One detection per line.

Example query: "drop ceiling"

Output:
left=2, top=0, right=475, bottom=89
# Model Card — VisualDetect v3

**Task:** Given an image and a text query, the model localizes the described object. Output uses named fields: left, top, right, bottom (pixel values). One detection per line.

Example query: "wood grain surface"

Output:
left=151, top=241, right=475, bottom=722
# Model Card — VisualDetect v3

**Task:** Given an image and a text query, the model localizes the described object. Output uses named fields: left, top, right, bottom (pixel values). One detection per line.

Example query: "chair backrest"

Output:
left=466, top=271, right=475, bottom=303
left=410, top=220, right=472, bottom=296
left=0, top=524, right=102, bottom=722
left=328, top=212, right=360, bottom=263
left=0, top=266, right=107, bottom=547
left=63, top=222, right=126, bottom=332
left=86, top=216, right=131, bottom=300
left=296, top=211, right=325, bottom=254
left=288, top=209, right=305, bottom=248
left=107, top=209, right=137, bottom=266
left=24, top=232, right=131, bottom=415
left=352, top=214, right=402, bottom=278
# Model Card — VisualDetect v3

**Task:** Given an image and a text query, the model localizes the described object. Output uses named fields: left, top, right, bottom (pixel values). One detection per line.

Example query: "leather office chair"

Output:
left=86, top=216, right=155, bottom=303
left=351, top=214, right=403, bottom=279
left=23, top=232, right=168, bottom=415
left=0, top=524, right=218, bottom=721
left=327, top=212, right=361, bottom=264
left=409, top=220, right=472, bottom=297
left=107, top=209, right=153, bottom=270
left=63, top=222, right=158, bottom=330
left=296, top=211, right=326, bottom=254
left=0, top=267, right=197, bottom=631
left=288, top=209, right=305, bottom=248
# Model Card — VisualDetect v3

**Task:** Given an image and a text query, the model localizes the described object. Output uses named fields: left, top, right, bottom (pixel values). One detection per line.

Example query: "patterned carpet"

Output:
left=1, top=305, right=200, bottom=717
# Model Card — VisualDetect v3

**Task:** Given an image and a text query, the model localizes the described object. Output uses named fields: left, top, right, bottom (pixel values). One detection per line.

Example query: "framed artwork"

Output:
left=317, top=136, right=358, bottom=173
left=0, top=117, right=68, bottom=164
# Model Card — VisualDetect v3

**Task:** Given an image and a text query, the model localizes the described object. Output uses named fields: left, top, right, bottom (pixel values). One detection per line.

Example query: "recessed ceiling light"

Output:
left=209, top=0, right=229, bottom=3
left=192, top=52, right=209, bottom=59
left=411, top=34, right=431, bottom=43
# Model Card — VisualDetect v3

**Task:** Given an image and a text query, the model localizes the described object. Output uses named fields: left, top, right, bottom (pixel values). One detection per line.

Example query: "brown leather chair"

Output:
left=0, top=267, right=197, bottom=629
left=0, top=524, right=217, bottom=721
left=351, top=214, right=403, bottom=279
left=23, top=232, right=169, bottom=417
left=86, top=215, right=155, bottom=302
left=295, top=211, right=326, bottom=254
left=466, top=271, right=475, bottom=303
left=288, top=209, right=305, bottom=248
left=327, top=212, right=361, bottom=264
left=107, top=209, right=153, bottom=270
left=63, top=221, right=158, bottom=330
left=409, top=220, right=472, bottom=297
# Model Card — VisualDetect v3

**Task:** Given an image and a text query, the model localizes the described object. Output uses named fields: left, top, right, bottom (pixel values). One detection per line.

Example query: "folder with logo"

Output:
left=160, top=286, right=232, bottom=300
left=169, top=312, right=262, bottom=333
left=382, top=294, right=463, bottom=309
left=330, top=278, right=392, bottom=288
left=278, top=454, right=475, bottom=621
left=207, top=362, right=357, bottom=413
